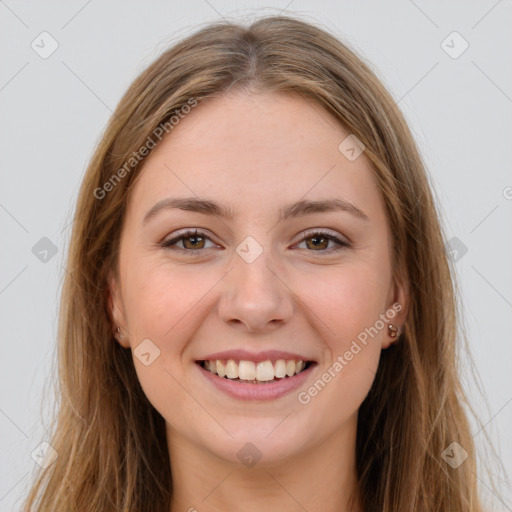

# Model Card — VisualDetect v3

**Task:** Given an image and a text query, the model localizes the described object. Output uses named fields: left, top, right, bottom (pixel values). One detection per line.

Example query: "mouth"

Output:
left=195, top=359, right=316, bottom=384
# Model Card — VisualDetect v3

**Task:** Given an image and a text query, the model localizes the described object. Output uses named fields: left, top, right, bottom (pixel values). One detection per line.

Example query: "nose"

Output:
left=218, top=246, right=294, bottom=334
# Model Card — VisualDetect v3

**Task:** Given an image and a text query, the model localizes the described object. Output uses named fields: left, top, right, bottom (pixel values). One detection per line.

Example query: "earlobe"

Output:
left=382, top=269, right=409, bottom=349
left=392, top=264, right=409, bottom=324
left=106, top=269, right=130, bottom=348
left=396, top=278, right=409, bottom=329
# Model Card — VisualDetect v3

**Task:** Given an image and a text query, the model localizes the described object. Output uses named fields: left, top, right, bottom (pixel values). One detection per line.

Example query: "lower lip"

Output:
left=195, top=362, right=317, bottom=401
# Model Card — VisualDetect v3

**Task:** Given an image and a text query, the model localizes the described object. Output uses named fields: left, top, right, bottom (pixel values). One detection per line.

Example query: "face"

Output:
left=108, top=90, right=407, bottom=466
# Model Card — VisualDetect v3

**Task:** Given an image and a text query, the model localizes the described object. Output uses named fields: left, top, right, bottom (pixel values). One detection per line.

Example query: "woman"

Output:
left=23, top=14, right=490, bottom=511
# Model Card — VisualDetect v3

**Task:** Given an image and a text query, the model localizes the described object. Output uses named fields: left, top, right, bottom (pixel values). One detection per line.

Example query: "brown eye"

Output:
left=161, top=229, right=215, bottom=252
left=304, top=234, right=329, bottom=250
left=182, top=234, right=206, bottom=250
left=161, top=229, right=350, bottom=255
left=296, top=230, right=350, bottom=253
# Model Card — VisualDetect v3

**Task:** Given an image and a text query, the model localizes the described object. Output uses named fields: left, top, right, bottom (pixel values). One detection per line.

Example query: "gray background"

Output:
left=1, top=1, right=511, bottom=510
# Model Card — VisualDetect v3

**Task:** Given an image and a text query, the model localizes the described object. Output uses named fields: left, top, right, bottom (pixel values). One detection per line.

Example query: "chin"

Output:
left=200, top=417, right=313, bottom=468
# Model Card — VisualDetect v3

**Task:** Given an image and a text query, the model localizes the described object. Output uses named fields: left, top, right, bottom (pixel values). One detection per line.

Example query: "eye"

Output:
left=161, top=228, right=350, bottom=255
left=160, top=229, right=218, bottom=253
left=294, top=229, right=350, bottom=253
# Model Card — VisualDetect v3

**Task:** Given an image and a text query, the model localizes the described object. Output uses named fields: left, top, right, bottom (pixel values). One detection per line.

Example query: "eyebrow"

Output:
left=142, top=196, right=369, bottom=225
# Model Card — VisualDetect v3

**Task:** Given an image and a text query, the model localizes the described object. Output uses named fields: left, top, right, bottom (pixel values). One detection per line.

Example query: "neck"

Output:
left=167, top=421, right=362, bottom=512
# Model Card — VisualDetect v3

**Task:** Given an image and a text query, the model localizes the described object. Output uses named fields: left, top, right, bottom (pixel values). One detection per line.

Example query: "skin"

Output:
left=108, top=90, right=408, bottom=512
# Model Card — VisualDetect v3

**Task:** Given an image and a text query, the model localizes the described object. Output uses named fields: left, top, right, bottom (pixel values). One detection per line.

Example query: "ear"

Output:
left=382, top=267, right=409, bottom=349
left=107, top=268, right=130, bottom=348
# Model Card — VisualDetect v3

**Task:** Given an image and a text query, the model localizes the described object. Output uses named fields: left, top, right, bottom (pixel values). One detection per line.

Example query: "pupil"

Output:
left=309, top=236, right=327, bottom=249
left=186, top=236, right=203, bottom=249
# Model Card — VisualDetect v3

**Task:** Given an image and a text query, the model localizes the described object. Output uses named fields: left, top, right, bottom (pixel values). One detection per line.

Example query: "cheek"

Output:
left=292, top=263, right=388, bottom=425
left=299, top=261, right=390, bottom=344
left=122, top=257, right=213, bottom=344
left=120, top=259, right=214, bottom=424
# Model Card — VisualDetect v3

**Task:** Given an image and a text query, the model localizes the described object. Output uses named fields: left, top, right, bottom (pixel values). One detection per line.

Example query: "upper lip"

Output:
left=197, top=349, right=316, bottom=363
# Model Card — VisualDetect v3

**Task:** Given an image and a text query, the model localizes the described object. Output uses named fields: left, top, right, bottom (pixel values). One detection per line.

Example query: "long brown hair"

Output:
left=22, top=14, right=492, bottom=511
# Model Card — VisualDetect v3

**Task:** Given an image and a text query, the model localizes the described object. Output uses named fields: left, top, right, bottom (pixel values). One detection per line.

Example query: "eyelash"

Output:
left=160, top=228, right=350, bottom=254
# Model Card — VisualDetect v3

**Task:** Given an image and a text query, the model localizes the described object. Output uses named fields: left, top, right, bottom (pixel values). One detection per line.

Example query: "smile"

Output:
left=195, top=359, right=318, bottom=400
left=198, top=359, right=312, bottom=383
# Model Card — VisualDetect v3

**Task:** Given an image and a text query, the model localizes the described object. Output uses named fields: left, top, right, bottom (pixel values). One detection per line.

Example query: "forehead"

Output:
left=127, top=90, right=384, bottom=222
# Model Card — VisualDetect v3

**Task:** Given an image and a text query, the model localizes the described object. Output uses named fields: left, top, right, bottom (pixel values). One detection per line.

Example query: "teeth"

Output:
left=274, top=359, right=287, bottom=378
left=256, top=361, right=275, bottom=381
left=202, top=358, right=309, bottom=382
left=225, top=359, right=238, bottom=379
left=238, top=360, right=256, bottom=380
